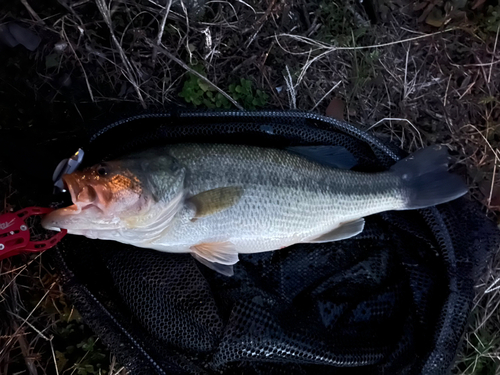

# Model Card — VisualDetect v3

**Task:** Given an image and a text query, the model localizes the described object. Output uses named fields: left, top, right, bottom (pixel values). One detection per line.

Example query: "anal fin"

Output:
left=305, top=218, right=365, bottom=243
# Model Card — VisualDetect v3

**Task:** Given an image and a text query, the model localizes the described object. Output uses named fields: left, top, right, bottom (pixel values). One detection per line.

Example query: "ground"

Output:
left=0, top=0, right=499, bottom=374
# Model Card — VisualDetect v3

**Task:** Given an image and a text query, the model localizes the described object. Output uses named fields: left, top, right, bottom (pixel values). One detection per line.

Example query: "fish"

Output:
left=42, top=143, right=467, bottom=276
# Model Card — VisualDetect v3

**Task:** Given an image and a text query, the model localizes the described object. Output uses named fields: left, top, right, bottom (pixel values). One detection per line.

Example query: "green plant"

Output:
left=178, top=74, right=232, bottom=108
left=481, top=4, right=500, bottom=34
left=316, top=0, right=369, bottom=46
left=56, top=336, right=108, bottom=374
left=456, top=309, right=500, bottom=375
left=179, top=65, right=231, bottom=109
left=314, top=0, right=378, bottom=91
left=49, top=307, right=110, bottom=374
left=179, top=68, right=269, bottom=109
left=228, top=78, right=269, bottom=110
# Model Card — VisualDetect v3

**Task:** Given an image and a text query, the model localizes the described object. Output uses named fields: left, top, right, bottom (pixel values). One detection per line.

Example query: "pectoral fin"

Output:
left=187, top=187, right=243, bottom=219
left=305, top=218, right=365, bottom=243
left=190, top=241, right=239, bottom=276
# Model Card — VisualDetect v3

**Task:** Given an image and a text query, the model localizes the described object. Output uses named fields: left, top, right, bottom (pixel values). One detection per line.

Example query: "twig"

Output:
left=7, top=311, right=50, bottom=341
left=246, top=0, right=276, bottom=49
left=157, top=0, right=172, bottom=46
left=68, top=337, right=100, bottom=375
left=458, top=80, right=477, bottom=100
left=474, top=293, right=500, bottom=333
left=109, top=355, right=126, bottom=375
left=311, top=81, right=341, bottom=111
left=485, top=277, right=500, bottom=294
left=284, top=65, right=296, bottom=109
left=366, top=117, right=424, bottom=148
left=11, top=322, right=37, bottom=375
left=276, top=28, right=457, bottom=85
left=464, top=124, right=500, bottom=164
left=262, top=69, right=284, bottom=110
left=403, top=47, right=409, bottom=100
left=20, top=0, right=46, bottom=25
left=463, top=124, right=500, bottom=209
left=453, top=60, right=500, bottom=67
left=276, top=28, right=457, bottom=53
left=443, top=74, right=452, bottom=107
left=71, top=0, right=90, bottom=7
left=0, top=254, right=42, bottom=296
left=206, top=1, right=240, bottom=22
left=178, top=0, right=192, bottom=65
left=109, top=355, right=117, bottom=375
left=488, top=161, right=497, bottom=208
left=488, top=24, right=500, bottom=84
left=234, top=0, right=256, bottom=13
left=0, top=281, right=56, bottom=357
left=50, top=336, right=60, bottom=375
left=95, top=0, right=147, bottom=108
left=61, top=25, right=95, bottom=102
left=152, top=0, right=172, bottom=64
left=148, top=40, right=243, bottom=110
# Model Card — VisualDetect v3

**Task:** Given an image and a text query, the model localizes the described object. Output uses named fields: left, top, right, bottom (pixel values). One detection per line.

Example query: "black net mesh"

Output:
left=49, top=110, right=500, bottom=375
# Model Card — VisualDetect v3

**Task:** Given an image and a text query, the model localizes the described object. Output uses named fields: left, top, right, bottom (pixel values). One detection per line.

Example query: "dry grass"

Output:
left=0, top=172, right=128, bottom=374
left=0, top=0, right=499, bottom=373
left=460, top=250, right=500, bottom=375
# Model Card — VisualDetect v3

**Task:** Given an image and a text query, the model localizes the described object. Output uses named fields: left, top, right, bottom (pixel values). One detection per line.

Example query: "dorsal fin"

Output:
left=286, top=145, right=357, bottom=169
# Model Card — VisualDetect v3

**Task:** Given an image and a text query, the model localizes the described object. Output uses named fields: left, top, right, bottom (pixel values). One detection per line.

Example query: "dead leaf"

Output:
left=472, top=0, right=486, bottom=10
left=414, top=2, right=430, bottom=11
left=426, top=7, right=446, bottom=27
left=418, top=1, right=437, bottom=23
left=444, top=1, right=453, bottom=14
left=479, top=177, right=500, bottom=208
left=326, top=98, right=345, bottom=121
left=449, top=9, right=468, bottom=23
left=55, top=351, right=68, bottom=372
left=451, top=0, right=467, bottom=9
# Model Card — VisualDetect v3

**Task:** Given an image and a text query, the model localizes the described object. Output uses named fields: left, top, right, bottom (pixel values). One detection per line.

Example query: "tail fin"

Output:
left=391, top=145, right=468, bottom=210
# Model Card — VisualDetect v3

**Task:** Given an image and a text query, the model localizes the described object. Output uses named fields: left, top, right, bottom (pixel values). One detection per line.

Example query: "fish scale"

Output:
left=153, top=144, right=406, bottom=254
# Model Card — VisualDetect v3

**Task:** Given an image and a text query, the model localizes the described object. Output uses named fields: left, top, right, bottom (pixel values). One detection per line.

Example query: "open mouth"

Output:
left=62, top=174, right=103, bottom=215
left=42, top=173, right=120, bottom=232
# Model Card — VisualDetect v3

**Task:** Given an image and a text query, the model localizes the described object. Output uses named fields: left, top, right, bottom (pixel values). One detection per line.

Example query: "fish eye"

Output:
left=97, top=164, right=108, bottom=176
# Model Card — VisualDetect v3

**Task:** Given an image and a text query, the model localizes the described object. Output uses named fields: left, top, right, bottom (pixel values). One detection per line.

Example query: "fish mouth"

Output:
left=41, top=174, right=111, bottom=232
left=62, top=174, right=104, bottom=215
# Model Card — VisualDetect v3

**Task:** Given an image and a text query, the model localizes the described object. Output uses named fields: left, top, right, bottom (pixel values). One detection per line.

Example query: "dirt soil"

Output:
left=0, top=0, right=499, bottom=374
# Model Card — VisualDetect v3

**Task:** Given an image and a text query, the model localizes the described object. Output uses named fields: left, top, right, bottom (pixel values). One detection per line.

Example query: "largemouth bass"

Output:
left=42, top=144, right=467, bottom=276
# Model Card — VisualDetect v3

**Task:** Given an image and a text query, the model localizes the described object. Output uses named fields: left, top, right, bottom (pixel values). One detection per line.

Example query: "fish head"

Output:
left=42, top=154, right=186, bottom=237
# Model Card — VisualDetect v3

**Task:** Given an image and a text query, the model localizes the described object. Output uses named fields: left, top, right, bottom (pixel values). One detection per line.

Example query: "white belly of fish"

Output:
left=145, top=184, right=404, bottom=255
